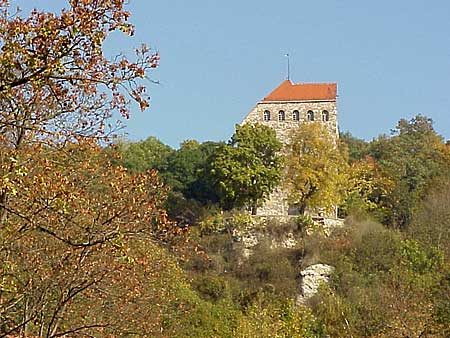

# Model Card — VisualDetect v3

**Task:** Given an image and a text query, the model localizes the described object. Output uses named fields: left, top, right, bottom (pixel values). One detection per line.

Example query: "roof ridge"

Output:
left=293, top=82, right=337, bottom=84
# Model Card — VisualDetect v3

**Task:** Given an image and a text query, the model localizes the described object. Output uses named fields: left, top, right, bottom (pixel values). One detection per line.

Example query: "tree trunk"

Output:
left=251, top=203, right=257, bottom=215
left=0, top=193, right=8, bottom=226
left=299, top=203, right=306, bottom=216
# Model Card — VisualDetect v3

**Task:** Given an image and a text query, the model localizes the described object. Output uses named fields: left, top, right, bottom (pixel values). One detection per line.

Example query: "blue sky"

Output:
left=11, top=0, right=450, bottom=147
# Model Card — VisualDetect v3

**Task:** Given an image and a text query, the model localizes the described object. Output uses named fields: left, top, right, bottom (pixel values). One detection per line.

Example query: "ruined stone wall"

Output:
left=242, top=99, right=338, bottom=216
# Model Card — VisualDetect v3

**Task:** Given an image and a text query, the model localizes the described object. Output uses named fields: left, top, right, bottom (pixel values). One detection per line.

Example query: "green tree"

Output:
left=340, top=131, right=369, bottom=163
left=208, top=123, right=282, bottom=214
left=367, top=115, right=450, bottom=227
left=115, top=138, right=224, bottom=225
left=116, top=136, right=174, bottom=173
left=164, top=140, right=223, bottom=201
left=310, top=218, right=449, bottom=338
left=285, top=123, right=348, bottom=215
left=162, top=140, right=223, bottom=225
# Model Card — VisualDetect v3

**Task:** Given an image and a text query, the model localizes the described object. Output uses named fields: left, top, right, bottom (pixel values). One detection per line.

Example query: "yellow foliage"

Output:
left=346, top=156, right=395, bottom=212
left=285, top=123, right=348, bottom=215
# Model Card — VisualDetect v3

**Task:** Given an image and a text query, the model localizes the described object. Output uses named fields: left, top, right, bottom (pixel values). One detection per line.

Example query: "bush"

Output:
left=264, top=215, right=311, bottom=240
left=233, top=241, right=299, bottom=297
left=197, top=210, right=226, bottom=235
left=193, top=274, right=230, bottom=302
left=400, top=239, right=444, bottom=274
left=163, top=285, right=241, bottom=338
left=408, top=178, right=450, bottom=259
left=309, top=215, right=450, bottom=338
left=237, top=294, right=320, bottom=338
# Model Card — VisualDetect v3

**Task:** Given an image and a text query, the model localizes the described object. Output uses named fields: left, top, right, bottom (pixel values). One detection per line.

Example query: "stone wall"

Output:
left=231, top=215, right=300, bottom=258
left=242, top=100, right=338, bottom=144
left=242, top=99, right=338, bottom=216
left=255, top=187, right=289, bottom=216
left=231, top=215, right=345, bottom=258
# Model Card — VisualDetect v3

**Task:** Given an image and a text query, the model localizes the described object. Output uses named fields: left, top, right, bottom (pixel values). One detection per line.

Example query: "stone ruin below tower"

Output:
left=241, top=79, right=339, bottom=217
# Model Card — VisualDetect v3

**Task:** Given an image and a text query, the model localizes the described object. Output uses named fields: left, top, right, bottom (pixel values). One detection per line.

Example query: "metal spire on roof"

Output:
left=285, top=53, right=290, bottom=80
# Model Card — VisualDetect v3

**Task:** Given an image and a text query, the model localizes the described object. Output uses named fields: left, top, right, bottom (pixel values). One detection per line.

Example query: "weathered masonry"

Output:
left=242, top=79, right=338, bottom=216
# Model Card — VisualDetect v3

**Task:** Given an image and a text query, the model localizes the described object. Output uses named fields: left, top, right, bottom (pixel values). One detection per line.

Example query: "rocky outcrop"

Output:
left=233, top=229, right=260, bottom=258
left=232, top=226, right=299, bottom=258
left=297, top=263, right=335, bottom=304
left=314, top=216, right=345, bottom=236
left=231, top=215, right=344, bottom=258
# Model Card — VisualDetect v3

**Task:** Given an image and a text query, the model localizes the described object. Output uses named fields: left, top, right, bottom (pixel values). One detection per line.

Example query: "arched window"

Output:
left=278, top=110, right=285, bottom=121
left=292, top=110, right=300, bottom=121
left=307, top=110, right=314, bottom=121
left=322, top=110, right=329, bottom=122
left=263, top=110, right=271, bottom=121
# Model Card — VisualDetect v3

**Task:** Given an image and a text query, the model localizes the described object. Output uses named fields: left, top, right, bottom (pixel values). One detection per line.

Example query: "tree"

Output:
left=208, top=123, right=282, bottom=214
left=339, top=131, right=369, bottom=163
left=409, top=178, right=450, bottom=258
left=114, top=138, right=225, bottom=225
left=163, top=140, right=223, bottom=201
left=0, top=141, right=180, bottom=336
left=342, top=156, right=395, bottom=219
left=163, top=141, right=224, bottom=224
left=310, top=220, right=448, bottom=338
left=115, top=136, right=174, bottom=173
left=0, top=1, right=182, bottom=336
left=285, top=123, right=348, bottom=215
left=0, top=0, right=158, bottom=152
left=182, top=141, right=225, bottom=203
left=367, top=115, right=450, bottom=227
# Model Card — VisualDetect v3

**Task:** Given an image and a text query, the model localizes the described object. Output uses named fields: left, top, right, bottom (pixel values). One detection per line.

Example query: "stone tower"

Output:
left=242, top=79, right=338, bottom=216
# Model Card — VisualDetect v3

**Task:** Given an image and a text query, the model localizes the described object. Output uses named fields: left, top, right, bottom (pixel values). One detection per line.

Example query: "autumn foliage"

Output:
left=285, top=122, right=348, bottom=215
left=1, top=1, right=449, bottom=337
left=0, top=1, right=177, bottom=336
left=0, top=0, right=158, bottom=150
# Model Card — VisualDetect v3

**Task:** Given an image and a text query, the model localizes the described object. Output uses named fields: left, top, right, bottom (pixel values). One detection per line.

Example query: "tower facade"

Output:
left=242, top=79, right=338, bottom=216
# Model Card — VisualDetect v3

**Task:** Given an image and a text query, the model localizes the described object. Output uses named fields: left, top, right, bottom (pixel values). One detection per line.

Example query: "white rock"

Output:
left=297, top=263, right=334, bottom=304
left=271, top=232, right=298, bottom=249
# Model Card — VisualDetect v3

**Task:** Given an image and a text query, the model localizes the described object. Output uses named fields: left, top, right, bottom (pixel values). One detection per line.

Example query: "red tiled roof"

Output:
left=263, top=80, right=337, bottom=102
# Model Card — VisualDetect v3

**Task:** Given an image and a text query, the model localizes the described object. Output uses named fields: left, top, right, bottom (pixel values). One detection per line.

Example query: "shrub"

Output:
left=400, top=239, right=444, bottom=274
left=193, top=274, right=230, bottom=302
left=233, top=241, right=299, bottom=297
left=237, top=295, right=320, bottom=338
